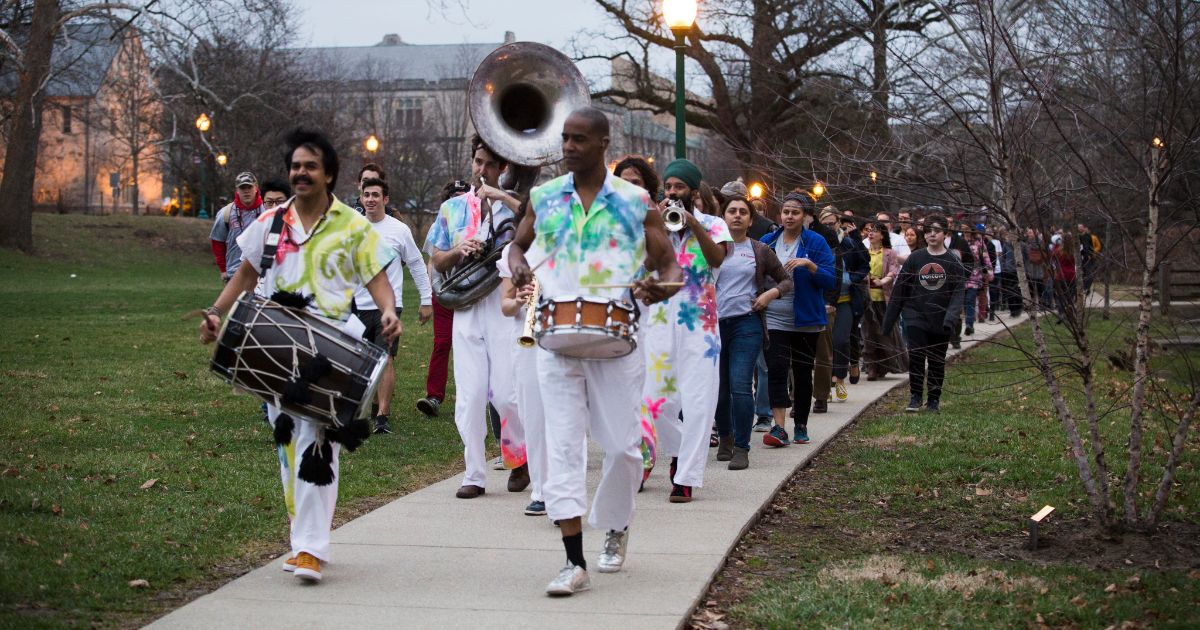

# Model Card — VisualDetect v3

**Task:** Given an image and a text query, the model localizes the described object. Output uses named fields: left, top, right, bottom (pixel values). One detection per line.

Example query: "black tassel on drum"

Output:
left=298, top=437, right=336, bottom=486
left=282, top=355, right=333, bottom=406
left=273, top=413, right=294, bottom=446
left=328, top=418, right=371, bottom=452
left=269, top=290, right=314, bottom=310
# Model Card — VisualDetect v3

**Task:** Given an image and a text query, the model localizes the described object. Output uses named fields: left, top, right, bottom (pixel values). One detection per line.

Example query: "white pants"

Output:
left=451, top=289, right=526, bottom=487
left=538, top=347, right=644, bottom=530
left=515, top=345, right=547, bottom=502
left=639, top=305, right=721, bottom=488
left=269, top=405, right=339, bottom=562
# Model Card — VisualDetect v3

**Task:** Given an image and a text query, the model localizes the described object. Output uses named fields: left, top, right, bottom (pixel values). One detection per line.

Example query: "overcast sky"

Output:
left=292, top=0, right=607, bottom=49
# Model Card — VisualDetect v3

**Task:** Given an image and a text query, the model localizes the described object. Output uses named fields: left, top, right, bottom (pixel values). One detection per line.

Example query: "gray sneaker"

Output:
left=596, top=528, right=629, bottom=573
left=546, top=564, right=591, bottom=596
left=753, top=416, right=773, bottom=432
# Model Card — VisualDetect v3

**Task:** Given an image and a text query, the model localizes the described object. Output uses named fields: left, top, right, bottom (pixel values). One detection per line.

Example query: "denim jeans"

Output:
left=964, top=287, right=980, bottom=325
left=715, top=313, right=764, bottom=450
left=754, top=352, right=771, bottom=418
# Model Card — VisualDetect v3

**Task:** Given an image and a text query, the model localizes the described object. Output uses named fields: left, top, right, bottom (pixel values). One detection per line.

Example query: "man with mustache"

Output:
left=198, top=127, right=401, bottom=583
left=424, top=135, right=529, bottom=501
left=638, top=158, right=731, bottom=503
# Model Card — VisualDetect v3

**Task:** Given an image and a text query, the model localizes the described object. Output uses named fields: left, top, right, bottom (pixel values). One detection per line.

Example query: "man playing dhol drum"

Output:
left=508, top=106, right=683, bottom=596
left=199, top=128, right=400, bottom=583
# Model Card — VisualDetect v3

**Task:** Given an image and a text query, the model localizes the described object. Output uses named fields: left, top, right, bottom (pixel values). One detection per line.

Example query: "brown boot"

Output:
left=507, top=464, right=530, bottom=492
left=728, top=447, right=749, bottom=470
left=716, top=434, right=734, bottom=461
left=455, top=485, right=485, bottom=499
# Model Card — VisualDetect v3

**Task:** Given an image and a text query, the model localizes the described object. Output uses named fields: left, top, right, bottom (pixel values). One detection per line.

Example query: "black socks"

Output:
left=562, top=532, right=586, bottom=570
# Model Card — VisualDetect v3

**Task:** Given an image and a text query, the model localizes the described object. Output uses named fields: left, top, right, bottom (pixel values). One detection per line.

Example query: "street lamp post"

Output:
left=195, top=113, right=212, bottom=218
left=663, top=0, right=698, bottom=159
left=365, top=134, right=380, bottom=156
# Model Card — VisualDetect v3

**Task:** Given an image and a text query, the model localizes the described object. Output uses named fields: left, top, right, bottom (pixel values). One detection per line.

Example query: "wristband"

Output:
left=204, top=305, right=223, bottom=320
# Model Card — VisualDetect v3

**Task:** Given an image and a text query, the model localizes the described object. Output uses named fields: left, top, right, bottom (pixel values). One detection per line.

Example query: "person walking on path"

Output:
left=760, top=192, right=836, bottom=447
left=209, top=171, right=265, bottom=283
left=713, top=195, right=791, bottom=470
left=352, top=178, right=433, bottom=435
left=963, top=225, right=994, bottom=336
left=883, top=214, right=966, bottom=413
left=507, top=106, right=683, bottom=596
left=861, top=221, right=906, bottom=379
left=425, top=136, right=529, bottom=500
left=827, top=210, right=869, bottom=399
left=415, top=180, right=470, bottom=418
left=199, top=128, right=400, bottom=583
left=1050, top=233, right=1078, bottom=324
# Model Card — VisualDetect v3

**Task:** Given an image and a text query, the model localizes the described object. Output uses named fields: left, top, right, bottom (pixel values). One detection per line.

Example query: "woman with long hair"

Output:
left=861, top=222, right=907, bottom=380
left=1050, top=233, right=1077, bottom=323
left=759, top=192, right=836, bottom=446
left=713, top=196, right=792, bottom=470
left=962, top=225, right=994, bottom=336
left=613, top=155, right=660, bottom=201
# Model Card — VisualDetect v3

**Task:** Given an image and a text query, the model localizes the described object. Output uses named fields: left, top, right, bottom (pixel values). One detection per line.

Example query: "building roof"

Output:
left=292, top=37, right=504, bottom=85
left=0, top=21, right=123, bottom=98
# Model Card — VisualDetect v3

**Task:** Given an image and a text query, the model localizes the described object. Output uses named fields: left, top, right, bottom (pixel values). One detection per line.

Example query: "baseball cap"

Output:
left=235, top=172, right=257, bottom=188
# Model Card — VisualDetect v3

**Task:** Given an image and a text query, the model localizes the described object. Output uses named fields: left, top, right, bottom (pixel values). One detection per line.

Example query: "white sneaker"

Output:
left=596, top=528, right=629, bottom=573
left=491, top=456, right=506, bottom=470
left=546, top=564, right=591, bottom=596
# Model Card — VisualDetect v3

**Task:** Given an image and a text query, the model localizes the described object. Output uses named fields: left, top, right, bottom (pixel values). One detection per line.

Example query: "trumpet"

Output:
left=517, top=279, right=541, bottom=348
left=663, top=199, right=686, bottom=232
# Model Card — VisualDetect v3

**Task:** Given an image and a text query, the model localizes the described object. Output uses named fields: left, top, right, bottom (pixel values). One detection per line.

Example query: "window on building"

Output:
left=61, top=105, right=72, bottom=134
left=397, top=98, right=424, bottom=130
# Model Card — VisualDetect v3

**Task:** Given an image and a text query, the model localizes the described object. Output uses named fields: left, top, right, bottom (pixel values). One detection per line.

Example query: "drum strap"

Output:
left=259, top=208, right=288, bottom=273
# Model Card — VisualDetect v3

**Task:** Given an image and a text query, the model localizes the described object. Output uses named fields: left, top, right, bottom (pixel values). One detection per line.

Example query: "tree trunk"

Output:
left=0, top=0, right=60, bottom=251
left=870, top=0, right=891, bottom=140
left=1123, top=146, right=1164, bottom=528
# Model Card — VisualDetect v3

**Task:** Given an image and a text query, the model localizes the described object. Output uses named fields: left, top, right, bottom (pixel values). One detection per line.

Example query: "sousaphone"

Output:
left=435, top=42, right=590, bottom=311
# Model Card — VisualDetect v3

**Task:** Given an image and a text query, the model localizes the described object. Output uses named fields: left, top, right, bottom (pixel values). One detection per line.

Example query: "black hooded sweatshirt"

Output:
left=882, top=248, right=967, bottom=335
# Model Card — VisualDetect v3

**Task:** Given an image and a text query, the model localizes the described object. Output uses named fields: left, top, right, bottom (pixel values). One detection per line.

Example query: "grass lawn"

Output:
left=0, top=214, right=474, bottom=628
left=698, top=312, right=1200, bottom=629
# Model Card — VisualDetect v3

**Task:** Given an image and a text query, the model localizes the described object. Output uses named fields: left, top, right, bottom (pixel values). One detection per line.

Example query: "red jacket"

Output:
left=1051, top=244, right=1076, bottom=282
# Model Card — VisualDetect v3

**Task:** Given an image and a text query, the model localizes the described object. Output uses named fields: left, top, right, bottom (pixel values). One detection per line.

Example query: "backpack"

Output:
left=1091, top=234, right=1101, bottom=253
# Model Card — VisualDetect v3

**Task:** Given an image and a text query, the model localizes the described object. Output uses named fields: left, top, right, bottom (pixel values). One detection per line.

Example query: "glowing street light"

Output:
left=195, top=113, right=211, bottom=133
left=215, top=153, right=228, bottom=167
left=812, top=181, right=825, bottom=199
left=748, top=182, right=765, bottom=199
left=1152, top=136, right=1164, bottom=148
left=663, top=0, right=698, bottom=159
left=870, top=171, right=878, bottom=183
left=365, top=134, right=380, bottom=154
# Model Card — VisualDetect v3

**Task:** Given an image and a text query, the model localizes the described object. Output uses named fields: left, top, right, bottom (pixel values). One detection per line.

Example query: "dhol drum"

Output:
left=210, top=292, right=388, bottom=427
left=534, top=296, right=639, bottom=359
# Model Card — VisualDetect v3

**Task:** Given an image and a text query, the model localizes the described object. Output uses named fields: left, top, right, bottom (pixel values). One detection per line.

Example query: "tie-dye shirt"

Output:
left=646, top=210, right=732, bottom=335
left=527, top=172, right=651, bottom=302
left=423, top=190, right=515, bottom=256
left=236, top=196, right=395, bottom=321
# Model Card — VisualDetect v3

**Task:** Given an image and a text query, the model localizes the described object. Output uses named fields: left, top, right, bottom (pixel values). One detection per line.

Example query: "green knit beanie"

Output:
left=663, top=159, right=702, bottom=191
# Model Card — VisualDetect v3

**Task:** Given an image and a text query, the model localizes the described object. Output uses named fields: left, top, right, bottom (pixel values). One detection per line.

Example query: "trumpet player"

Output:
left=424, top=136, right=529, bottom=500
left=508, top=107, right=682, bottom=596
left=638, top=159, right=731, bottom=503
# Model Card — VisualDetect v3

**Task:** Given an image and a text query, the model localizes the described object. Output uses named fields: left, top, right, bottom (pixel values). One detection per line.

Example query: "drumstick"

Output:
left=583, top=282, right=685, bottom=289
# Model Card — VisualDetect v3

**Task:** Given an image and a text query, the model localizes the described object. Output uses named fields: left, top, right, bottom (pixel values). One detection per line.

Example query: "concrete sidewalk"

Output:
left=148, top=315, right=1023, bottom=630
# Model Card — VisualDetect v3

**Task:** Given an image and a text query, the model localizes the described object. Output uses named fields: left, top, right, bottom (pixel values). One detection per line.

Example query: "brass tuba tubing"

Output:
left=517, top=279, right=541, bottom=348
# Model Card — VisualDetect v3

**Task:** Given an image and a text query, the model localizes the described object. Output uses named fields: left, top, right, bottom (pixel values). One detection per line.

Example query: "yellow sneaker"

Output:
left=281, top=556, right=298, bottom=572
left=835, top=380, right=848, bottom=401
left=293, top=552, right=321, bottom=582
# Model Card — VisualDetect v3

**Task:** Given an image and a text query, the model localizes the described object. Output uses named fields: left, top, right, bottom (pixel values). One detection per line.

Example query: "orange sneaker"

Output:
left=293, top=552, right=321, bottom=582
left=281, top=556, right=298, bottom=572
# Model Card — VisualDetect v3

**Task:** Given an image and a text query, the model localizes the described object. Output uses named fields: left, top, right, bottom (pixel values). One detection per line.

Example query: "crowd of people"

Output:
left=199, top=113, right=1102, bottom=596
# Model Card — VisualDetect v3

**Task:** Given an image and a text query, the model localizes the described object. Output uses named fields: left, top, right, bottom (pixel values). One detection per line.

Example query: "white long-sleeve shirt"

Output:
left=354, top=215, right=433, bottom=310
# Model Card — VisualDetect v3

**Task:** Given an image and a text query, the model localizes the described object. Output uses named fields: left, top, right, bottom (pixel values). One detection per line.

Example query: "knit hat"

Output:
left=781, top=191, right=814, bottom=214
left=663, top=159, right=702, bottom=190
left=720, top=179, right=748, bottom=198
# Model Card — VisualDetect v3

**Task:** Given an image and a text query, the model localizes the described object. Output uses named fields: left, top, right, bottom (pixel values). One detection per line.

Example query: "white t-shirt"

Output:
left=990, top=238, right=1003, bottom=274
left=353, top=215, right=433, bottom=310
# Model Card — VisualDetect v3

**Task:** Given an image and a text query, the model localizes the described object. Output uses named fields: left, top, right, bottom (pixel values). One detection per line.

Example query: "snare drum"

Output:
left=210, top=292, right=388, bottom=427
left=534, top=296, right=639, bottom=359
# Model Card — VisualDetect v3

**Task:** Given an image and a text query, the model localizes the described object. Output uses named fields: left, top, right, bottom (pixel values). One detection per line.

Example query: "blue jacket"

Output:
left=761, top=226, right=837, bottom=328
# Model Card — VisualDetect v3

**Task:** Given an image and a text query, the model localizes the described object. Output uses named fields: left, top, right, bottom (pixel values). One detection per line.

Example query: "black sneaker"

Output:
left=951, top=340, right=961, bottom=349
left=416, top=397, right=441, bottom=418
left=925, top=399, right=941, bottom=413
left=373, top=415, right=392, bottom=434
left=965, top=324, right=974, bottom=336
left=812, top=399, right=828, bottom=414
left=905, top=396, right=922, bottom=413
